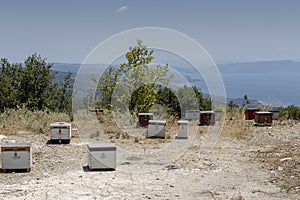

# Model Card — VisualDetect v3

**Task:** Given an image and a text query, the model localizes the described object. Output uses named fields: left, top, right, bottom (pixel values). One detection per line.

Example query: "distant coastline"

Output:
left=52, top=60, right=300, bottom=107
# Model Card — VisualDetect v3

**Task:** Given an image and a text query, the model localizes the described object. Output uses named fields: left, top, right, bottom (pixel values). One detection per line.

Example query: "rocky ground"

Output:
left=0, top=116, right=299, bottom=200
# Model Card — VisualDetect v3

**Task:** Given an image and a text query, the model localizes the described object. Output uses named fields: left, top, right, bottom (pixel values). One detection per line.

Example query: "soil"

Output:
left=0, top=117, right=299, bottom=200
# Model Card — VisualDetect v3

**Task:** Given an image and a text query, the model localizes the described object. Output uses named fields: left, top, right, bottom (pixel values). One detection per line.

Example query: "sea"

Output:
left=54, top=60, right=300, bottom=107
left=169, top=60, right=300, bottom=106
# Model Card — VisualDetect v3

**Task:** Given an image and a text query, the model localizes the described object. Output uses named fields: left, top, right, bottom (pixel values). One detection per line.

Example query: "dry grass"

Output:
left=0, top=107, right=70, bottom=134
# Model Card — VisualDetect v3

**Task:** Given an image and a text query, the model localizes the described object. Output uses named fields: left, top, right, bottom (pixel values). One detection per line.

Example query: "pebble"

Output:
left=0, top=135, right=7, bottom=140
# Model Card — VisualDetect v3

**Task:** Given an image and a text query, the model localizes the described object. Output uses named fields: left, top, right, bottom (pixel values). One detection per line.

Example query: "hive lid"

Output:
left=214, top=110, right=222, bottom=113
left=138, top=113, right=154, bottom=116
left=255, top=111, right=273, bottom=115
left=200, top=111, right=215, bottom=114
left=50, top=122, right=71, bottom=126
left=178, top=120, right=189, bottom=124
left=88, top=143, right=116, bottom=151
left=269, top=107, right=280, bottom=112
left=1, top=142, right=31, bottom=151
left=148, top=120, right=166, bottom=125
left=185, top=110, right=200, bottom=112
left=1, top=142, right=31, bottom=148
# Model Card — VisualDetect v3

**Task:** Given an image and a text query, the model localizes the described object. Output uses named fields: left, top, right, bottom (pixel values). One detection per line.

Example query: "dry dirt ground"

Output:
left=0, top=117, right=299, bottom=200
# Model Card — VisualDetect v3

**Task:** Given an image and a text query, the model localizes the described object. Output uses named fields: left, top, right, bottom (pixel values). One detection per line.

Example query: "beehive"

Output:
left=147, top=120, right=166, bottom=138
left=184, top=110, right=200, bottom=120
left=245, top=108, right=259, bottom=120
left=199, top=111, right=215, bottom=126
left=1, top=143, right=32, bottom=172
left=269, top=107, right=280, bottom=120
left=254, top=111, right=273, bottom=126
left=176, top=120, right=188, bottom=139
left=50, top=122, right=71, bottom=143
left=87, top=143, right=116, bottom=170
left=138, top=113, right=153, bottom=126
left=214, top=110, right=222, bottom=121
left=89, top=109, right=104, bottom=117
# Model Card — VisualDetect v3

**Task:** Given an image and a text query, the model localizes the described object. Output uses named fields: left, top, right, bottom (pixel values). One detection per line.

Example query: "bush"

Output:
left=279, top=105, right=300, bottom=120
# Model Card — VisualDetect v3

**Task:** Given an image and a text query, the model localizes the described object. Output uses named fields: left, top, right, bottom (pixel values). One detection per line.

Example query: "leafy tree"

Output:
left=156, top=87, right=180, bottom=116
left=228, top=100, right=239, bottom=111
left=57, top=71, right=73, bottom=113
left=93, top=40, right=173, bottom=113
left=0, top=54, right=73, bottom=113
left=153, top=85, right=212, bottom=118
left=193, top=86, right=212, bottom=111
left=0, top=59, right=23, bottom=111
left=19, top=54, right=57, bottom=110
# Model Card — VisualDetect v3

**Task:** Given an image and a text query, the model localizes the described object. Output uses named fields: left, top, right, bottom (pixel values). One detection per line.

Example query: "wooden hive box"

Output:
left=87, top=143, right=116, bottom=170
left=176, top=120, right=188, bottom=139
left=1, top=142, right=32, bottom=172
left=254, top=111, right=273, bottom=126
left=199, top=111, right=215, bottom=126
left=50, top=122, right=71, bottom=144
left=89, top=109, right=104, bottom=117
left=147, top=120, right=166, bottom=138
left=245, top=108, right=260, bottom=120
left=184, top=110, right=200, bottom=120
left=138, top=113, right=153, bottom=127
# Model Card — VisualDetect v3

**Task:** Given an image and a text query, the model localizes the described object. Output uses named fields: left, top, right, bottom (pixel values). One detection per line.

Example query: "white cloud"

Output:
left=116, top=5, right=129, bottom=13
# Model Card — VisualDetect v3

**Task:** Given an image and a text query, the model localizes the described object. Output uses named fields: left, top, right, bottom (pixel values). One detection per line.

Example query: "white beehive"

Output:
left=214, top=110, right=222, bottom=121
left=184, top=110, right=200, bottom=120
left=269, top=107, right=280, bottom=120
left=50, top=122, right=71, bottom=143
left=1, top=143, right=32, bottom=172
left=147, top=120, right=166, bottom=138
left=176, top=120, right=188, bottom=139
left=87, top=143, right=116, bottom=170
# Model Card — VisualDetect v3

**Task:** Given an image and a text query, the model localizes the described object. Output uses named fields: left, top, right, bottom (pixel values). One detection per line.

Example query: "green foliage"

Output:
left=157, top=86, right=212, bottom=118
left=279, top=105, right=300, bottom=120
left=227, top=100, right=239, bottom=111
left=93, top=40, right=173, bottom=113
left=0, top=54, right=73, bottom=113
left=0, top=58, right=23, bottom=110
left=19, top=54, right=57, bottom=110
left=156, top=87, right=180, bottom=116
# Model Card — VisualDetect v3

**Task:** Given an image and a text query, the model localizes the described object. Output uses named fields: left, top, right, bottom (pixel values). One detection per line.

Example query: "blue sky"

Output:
left=1, top=0, right=300, bottom=64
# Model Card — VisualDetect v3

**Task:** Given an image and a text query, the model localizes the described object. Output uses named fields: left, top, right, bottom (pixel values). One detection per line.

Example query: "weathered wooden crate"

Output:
left=50, top=122, right=71, bottom=143
left=147, top=120, right=166, bottom=138
left=245, top=108, right=259, bottom=120
left=138, top=113, right=154, bottom=126
left=199, top=111, right=215, bottom=126
left=87, top=143, right=116, bottom=170
left=1, top=143, right=32, bottom=172
left=254, top=111, right=273, bottom=126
